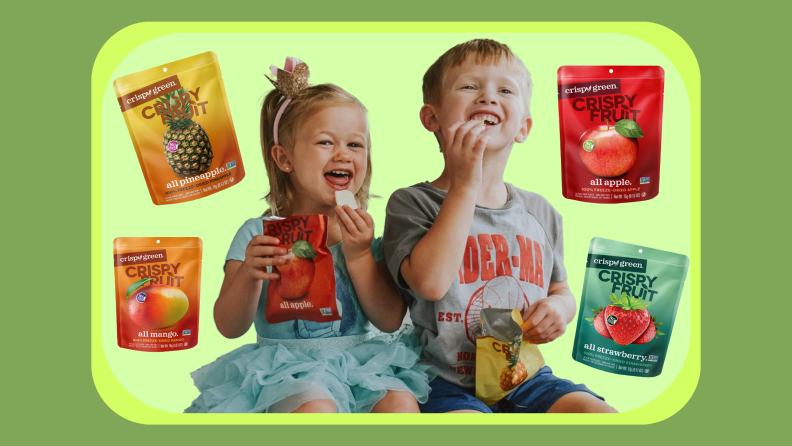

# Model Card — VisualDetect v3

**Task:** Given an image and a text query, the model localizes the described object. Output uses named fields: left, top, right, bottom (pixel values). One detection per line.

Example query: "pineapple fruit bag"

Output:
left=113, top=52, right=245, bottom=205
left=475, top=308, right=544, bottom=405
left=114, top=237, right=202, bottom=352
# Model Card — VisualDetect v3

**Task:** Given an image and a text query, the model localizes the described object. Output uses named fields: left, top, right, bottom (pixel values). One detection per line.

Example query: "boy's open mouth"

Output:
left=468, top=112, right=501, bottom=126
left=324, top=169, right=353, bottom=190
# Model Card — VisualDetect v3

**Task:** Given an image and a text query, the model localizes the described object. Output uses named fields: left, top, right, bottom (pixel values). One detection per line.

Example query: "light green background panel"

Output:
left=100, top=32, right=690, bottom=414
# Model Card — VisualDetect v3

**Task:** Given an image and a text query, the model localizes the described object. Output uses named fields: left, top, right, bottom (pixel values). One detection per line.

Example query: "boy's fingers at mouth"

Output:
left=444, top=121, right=466, bottom=144
left=462, top=123, right=486, bottom=149
left=473, top=135, right=491, bottom=155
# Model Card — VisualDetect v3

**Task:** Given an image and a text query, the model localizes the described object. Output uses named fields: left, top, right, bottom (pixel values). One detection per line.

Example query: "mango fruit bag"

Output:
left=113, top=52, right=245, bottom=205
left=476, top=308, right=544, bottom=405
left=114, top=237, right=202, bottom=351
left=572, top=238, right=689, bottom=376
left=263, top=215, right=341, bottom=324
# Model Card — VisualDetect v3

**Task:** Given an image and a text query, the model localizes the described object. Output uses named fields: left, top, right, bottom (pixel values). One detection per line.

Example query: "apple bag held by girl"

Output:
left=558, top=66, right=664, bottom=203
left=113, top=237, right=202, bottom=351
left=571, top=238, right=688, bottom=377
left=263, top=215, right=341, bottom=324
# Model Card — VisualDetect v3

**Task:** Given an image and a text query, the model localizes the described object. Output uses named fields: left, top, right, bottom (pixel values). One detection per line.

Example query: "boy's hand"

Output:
left=242, top=235, right=287, bottom=281
left=520, top=296, right=570, bottom=344
left=336, top=205, right=374, bottom=262
left=443, top=120, right=491, bottom=192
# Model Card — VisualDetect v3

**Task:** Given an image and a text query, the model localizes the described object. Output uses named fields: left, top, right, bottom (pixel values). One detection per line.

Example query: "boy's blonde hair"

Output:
left=261, top=84, right=373, bottom=216
left=422, top=39, right=532, bottom=117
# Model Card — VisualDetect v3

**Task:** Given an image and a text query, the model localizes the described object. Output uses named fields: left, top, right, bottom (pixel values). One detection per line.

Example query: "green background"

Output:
left=8, top=0, right=785, bottom=443
left=100, top=31, right=690, bottom=414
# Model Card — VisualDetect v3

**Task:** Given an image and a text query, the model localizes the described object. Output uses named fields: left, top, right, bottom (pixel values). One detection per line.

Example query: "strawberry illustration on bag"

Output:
left=603, top=292, right=651, bottom=345
left=584, top=305, right=613, bottom=340
left=633, top=315, right=665, bottom=345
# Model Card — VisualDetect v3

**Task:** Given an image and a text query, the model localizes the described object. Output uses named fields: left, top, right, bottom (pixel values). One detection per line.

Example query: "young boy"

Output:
left=382, top=39, right=616, bottom=413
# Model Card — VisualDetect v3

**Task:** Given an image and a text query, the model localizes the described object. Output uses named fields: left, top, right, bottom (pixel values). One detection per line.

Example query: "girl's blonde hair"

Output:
left=261, top=84, right=373, bottom=216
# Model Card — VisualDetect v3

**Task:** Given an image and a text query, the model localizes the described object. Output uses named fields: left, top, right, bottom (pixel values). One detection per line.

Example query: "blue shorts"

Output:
left=419, top=366, right=603, bottom=413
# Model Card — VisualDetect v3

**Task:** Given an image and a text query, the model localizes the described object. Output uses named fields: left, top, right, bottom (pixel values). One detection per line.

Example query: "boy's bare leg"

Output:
left=292, top=399, right=337, bottom=413
left=547, top=392, right=618, bottom=413
left=372, top=390, right=420, bottom=413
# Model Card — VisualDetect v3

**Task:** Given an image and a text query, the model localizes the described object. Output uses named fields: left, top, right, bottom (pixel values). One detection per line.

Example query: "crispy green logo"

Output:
left=583, top=140, right=595, bottom=152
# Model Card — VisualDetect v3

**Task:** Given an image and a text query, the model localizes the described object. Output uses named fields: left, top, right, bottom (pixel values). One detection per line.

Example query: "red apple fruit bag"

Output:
left=262, top=215, right=341, bottom=323
left=558, top=66, right=664, bottom=203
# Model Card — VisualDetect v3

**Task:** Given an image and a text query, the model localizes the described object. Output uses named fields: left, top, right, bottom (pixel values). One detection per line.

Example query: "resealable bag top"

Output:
left=114, top=52, right=245, bottom=205
left=114, top=237, right=202, bottom=352
left=572, top=238, right=688, bottom=377
left=558, top=66, right=664, bottom=203
left=476, top=308, right=544, bottom=405
left=262, top=215, right=341, bottom=324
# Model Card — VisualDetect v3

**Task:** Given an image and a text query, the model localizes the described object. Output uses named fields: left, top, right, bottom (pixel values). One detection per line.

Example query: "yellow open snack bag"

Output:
left=113, top=52, right=245, bottom=205
left=475, top=308, right=545, bottom=405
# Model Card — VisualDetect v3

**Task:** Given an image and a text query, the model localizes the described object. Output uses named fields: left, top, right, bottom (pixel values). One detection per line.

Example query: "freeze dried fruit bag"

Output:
left=475, top=308, right=544, bottom=405
left=263, top=215, right=341, bottom=324
left=113, top=52, right=245, bottom=205
left=558, top=66, right=664, bottom=203
left=572, top=238, right=689, bottom=377
left=114, top=237, right=202, bottom=351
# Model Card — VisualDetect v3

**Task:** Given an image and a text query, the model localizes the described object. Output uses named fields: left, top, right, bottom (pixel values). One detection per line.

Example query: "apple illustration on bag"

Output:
left=275, top=240, right=317, bottom=299
left=578, top=119, right=644, bottom=177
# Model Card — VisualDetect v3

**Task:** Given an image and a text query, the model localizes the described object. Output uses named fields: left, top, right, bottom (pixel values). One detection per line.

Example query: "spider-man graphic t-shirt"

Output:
left=383, top=182, right=567, bottom=389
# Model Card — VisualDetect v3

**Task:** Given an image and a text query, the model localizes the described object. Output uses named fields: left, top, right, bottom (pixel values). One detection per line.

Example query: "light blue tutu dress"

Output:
left=185, top=218, right=435, bottom=413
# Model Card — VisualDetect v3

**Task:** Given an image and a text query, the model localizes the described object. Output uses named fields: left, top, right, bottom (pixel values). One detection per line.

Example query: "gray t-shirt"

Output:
left=383, top=182, right=567, bottom=388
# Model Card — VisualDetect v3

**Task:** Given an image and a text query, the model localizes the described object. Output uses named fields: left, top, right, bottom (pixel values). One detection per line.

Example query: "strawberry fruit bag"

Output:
left=475, top=308, right=544, bottom=405
left=558, top=66, right=664, bottom=203
left=263, top=215, right=341, bottom=324
left=114, top=52, right=245, bottom=205
left=114, top=237, right=202, bottom=351
left=572, top=238, right=688, bottom=377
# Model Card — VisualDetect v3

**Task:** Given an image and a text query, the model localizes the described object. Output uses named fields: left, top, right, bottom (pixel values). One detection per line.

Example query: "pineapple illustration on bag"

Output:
left=155, top=88, right=214, bottom=177
left=498, top=339, right=528, bottom=390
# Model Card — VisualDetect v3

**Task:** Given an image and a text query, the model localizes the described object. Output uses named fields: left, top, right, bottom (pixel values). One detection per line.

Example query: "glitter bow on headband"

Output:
left=266, top=57, right=310, bottom=145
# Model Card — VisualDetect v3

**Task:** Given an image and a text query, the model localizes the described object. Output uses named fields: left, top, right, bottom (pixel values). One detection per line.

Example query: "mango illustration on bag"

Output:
left=114, top=237, right=202, bottom=352
left=113, top=52, right=245, bottom=205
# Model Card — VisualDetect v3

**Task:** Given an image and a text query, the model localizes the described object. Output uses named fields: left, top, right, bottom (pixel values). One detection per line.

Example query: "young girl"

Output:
left=186, top=58, right=432, bottom=413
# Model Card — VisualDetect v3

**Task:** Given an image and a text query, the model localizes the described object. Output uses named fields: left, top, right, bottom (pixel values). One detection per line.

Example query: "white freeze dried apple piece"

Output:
left=335, top=190, right=357, bottom=209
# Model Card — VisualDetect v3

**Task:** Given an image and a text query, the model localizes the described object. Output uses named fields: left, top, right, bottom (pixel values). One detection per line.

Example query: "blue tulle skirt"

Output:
left=185, top=326, right=435, bottom=413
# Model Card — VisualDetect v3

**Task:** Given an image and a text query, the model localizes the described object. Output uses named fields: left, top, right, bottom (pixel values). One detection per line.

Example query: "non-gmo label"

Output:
left=320, top=307, right=332, bottom=316
left=167, top=141, right=179, bottom=152
left=606, top=315, right=618, bottom=326
left=640, top=177, right=650, bottom=184
left=226, top=160, right=236, bottom=169
left=182, top=329, right=191, bottom=336
left=583, top=140, right=595, bottom=152
left=136, top=292, right=147, bottom=303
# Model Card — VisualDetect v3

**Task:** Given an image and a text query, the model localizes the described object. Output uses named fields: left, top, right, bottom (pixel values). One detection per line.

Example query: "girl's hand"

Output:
left=242, top=235, right=288, bottom=281
left=335, top=205, right=374, bottom=262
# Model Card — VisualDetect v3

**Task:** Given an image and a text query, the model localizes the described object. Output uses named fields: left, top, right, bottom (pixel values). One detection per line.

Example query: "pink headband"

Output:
left=266, top=57, right=310, bottom=145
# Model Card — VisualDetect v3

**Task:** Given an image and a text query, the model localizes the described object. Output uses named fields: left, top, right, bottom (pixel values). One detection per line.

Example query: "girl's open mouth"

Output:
left=324, top=169, right=353, bottom=190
